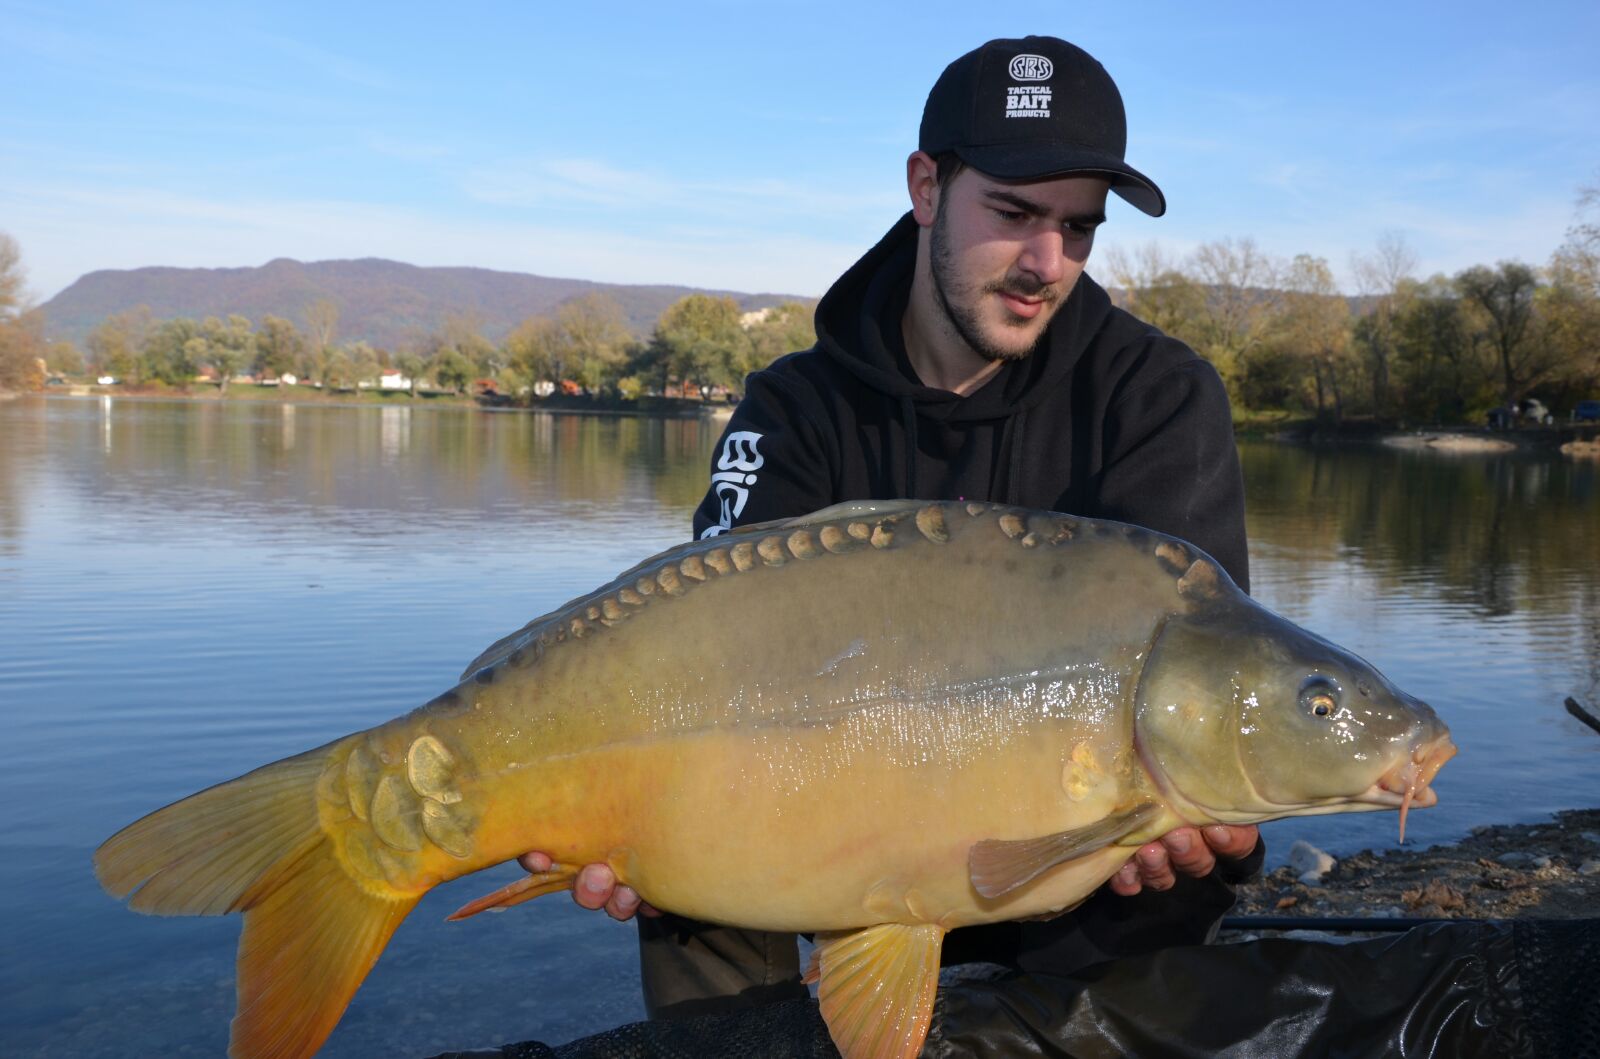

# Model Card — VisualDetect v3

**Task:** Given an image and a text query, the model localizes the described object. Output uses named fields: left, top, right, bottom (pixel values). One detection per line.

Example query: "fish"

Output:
left=95, top=499, right=1455, bottom=1059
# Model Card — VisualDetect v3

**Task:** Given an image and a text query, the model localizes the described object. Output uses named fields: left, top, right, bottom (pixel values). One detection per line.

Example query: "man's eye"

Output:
left=1065, top=222, right=1095, bottom=239
left=993, top=208, right=1026, bottom=222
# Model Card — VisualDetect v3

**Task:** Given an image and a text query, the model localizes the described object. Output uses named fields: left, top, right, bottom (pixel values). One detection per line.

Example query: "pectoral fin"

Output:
left=969, top=801, right=1161, bottom=899
left=446, top=866, right=579, bottom=921
left=804, top=922, right=945, bottom=1059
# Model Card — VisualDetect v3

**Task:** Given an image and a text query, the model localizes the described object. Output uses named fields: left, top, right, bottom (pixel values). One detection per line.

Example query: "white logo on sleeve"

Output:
left=701, top=430, right=765, bottom=538
left=1006, top=53, right=1053, bottom=118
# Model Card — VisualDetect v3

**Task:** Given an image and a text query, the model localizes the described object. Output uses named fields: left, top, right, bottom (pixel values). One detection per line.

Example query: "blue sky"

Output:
left=3, top=0, right=1597, bottom=301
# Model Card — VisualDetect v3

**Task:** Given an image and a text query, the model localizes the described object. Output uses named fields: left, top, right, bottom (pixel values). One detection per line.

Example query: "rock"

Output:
left=1289, top=840, right=1336, bottom=884
left=1579, top=832, right=1600, bottom=846
left=1496, top=851, right=1533, bottom=868
left=1530, top=855, right=1553, bottom=871
left=1579, top=860, right=1600, bottom=877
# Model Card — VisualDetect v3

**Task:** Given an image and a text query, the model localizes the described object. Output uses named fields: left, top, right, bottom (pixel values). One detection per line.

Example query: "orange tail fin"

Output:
left=95, top=745, right=420, bottom=1059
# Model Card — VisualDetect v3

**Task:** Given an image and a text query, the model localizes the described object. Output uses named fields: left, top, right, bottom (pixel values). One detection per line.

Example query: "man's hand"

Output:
left=517, top=853, right=660, bottom=921
left=1107, top=824, right=1259, bottom=896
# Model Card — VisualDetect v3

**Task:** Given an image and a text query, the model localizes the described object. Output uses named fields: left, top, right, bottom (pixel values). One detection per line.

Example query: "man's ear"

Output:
left=906, top=150, right=940, bottom=227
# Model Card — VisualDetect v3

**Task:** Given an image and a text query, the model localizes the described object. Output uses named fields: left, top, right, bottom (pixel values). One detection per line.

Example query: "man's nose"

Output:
left=1017, top=230, right=1066, bottom=286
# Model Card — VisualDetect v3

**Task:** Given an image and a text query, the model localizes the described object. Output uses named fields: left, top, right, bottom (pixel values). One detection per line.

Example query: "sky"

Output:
left=3, top=0, right=1597, bottom=302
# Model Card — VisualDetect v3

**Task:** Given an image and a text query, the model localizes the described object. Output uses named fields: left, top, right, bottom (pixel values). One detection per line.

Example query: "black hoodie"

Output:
left=690, top=213, right=1259, bottom=975
left=693, top=213, right=1250, bottom=594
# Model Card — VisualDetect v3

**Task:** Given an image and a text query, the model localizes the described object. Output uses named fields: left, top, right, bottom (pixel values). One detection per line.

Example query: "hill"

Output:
left=39, top=257, right=806, bottom=349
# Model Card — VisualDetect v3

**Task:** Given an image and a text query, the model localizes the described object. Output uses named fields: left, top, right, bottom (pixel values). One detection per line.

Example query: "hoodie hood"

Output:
left=813, top=212, right=1114, bottom=425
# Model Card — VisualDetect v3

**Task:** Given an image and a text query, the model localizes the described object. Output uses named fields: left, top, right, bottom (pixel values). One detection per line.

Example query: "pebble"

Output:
left=1530, top=855, right=1553, bottom=871
left=1289, top=840, right=1336, bottom=884
left=1496, top=851, right=1533, bottom=868
left=1580, top=832, right=1600, bottom=846
left=1579, top=860, right=1600, bottom=877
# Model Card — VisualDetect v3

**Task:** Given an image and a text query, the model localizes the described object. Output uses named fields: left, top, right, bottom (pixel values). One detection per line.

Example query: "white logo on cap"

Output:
left=1008, top=54, right=1053, bottom=80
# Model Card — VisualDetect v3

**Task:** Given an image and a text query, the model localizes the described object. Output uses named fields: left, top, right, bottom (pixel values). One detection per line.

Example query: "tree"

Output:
left=1391, top=277, right=1489, bottom=423
left=653, top=294, right=748, bottom=399
left=431, top=348, right=473, bottom=394
left=557, top=293, right=633, bottom=394
left=86, top=306, right=153, bottom=381
left=504, top=315, right=564, bottom=385
left=1455, top=262, right=1544, bottom=406
left=140, top=317, right=201, bottom=387
left=397, top=352, right=425, bottom=397
left=745, top=302, right=817, bottom=377
left=0, top=232, right=45, bottom=392
left=1098, top=242, right=1208, bottom=344
left=46, top=340, right=84, bottom=376
left=1274, top=255, right=1354, bottom=419
left=1350, top=231, right=1418, bottom=416
left=1187, top=237, right=1281, bottom=397
left=202, top=315, right=255, bottom=392
left=255, top=315, right=306, bottom=380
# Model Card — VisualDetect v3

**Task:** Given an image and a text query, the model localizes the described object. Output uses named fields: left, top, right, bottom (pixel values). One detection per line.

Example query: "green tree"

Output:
left=397, top=352, right=424, bottom=397
left=504, top=315, right=564, bottom=385
left=86, top=306, right=153, bottom=382
left=202, top=314, right=255, bottom=392
left=46, top=340, right=84, bottom=376
left=1391, top=277, right=1490, bottom=423
left=744, top=302, right=817, bottom=377
left=557, top=293, right=633, bottom=394
left=431, top=348, right=473, bottom=394
left=1098, top=242, right=1208, bottom=345
left=1455, top=262, right=1543, bottom=406
left=140, top=317, right=201, bottom=387
left=1187, top=237, right=1281, bottom=400
left=653, top=293, right=748, bottom=399
left=255, top=315, right=306, bottom=380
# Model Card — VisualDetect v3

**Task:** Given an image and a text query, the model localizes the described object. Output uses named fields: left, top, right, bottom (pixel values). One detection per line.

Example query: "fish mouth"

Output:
left=1352, top=734, right=1457, bottom=842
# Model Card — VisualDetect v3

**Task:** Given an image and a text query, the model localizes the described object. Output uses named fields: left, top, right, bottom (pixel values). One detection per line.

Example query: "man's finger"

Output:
left=517, top=851, right=553, bottom=874
left=573, top=864, right=615, bottom=911
left=607, top=885, right=641, bottom=921
left=1134, top=842, right=1177, bottom=891
left=1107, top=860, right=1142, bottom=896
left=1202, top=824, right=1260, bottom=860
left=1161, top=828, right=1218, bottom=878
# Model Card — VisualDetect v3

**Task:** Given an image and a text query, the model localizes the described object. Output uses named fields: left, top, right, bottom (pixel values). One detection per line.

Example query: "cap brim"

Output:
left=952, top=144, right=1166, bottom=217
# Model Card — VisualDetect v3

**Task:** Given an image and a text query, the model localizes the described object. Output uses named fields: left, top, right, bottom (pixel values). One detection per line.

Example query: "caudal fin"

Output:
left=95, top=746, right=420, bottom=1059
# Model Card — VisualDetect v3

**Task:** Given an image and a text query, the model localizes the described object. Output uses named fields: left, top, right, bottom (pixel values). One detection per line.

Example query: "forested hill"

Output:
left=39, top=257, right=802, bottom=349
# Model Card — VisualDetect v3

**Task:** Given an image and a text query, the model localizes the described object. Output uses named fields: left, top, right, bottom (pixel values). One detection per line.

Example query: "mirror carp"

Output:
left=96, top=500, right=1455, bottom=1059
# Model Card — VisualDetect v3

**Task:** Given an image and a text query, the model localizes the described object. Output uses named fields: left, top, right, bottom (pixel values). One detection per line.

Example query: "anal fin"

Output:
left=446, top=866, right=579, bottom=921
left=969, top=801, right=1161, bottom=899
left=808, top=922, right=944, bottom=1059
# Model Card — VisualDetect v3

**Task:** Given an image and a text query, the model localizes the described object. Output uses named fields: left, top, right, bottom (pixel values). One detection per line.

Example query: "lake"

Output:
left=1, top=395, right=1595, bottom=1056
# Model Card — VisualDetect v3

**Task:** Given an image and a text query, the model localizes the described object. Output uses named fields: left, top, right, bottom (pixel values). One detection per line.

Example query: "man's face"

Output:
left=927, top=168, right=1110, bottom=362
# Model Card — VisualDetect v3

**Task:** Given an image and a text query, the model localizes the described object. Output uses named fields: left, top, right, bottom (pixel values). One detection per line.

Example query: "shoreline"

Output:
left=1233, top=808, right=1600, bottom=925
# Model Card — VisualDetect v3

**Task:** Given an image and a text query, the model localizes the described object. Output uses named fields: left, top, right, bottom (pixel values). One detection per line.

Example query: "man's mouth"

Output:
left=997, top=291, right=1048, bottom=319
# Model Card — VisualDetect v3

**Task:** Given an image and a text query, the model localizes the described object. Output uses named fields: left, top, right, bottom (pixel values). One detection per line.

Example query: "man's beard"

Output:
left=929, top=206, right=1058, bottom=364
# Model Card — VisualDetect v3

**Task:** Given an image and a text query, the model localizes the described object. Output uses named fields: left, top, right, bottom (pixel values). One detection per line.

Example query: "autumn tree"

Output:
left=140, top=317, right=201, bottom=387
left=558, top=294, right=633, bottom=393
left=1391, top=278, right=1489, bottom=423
left=1350, top=231, right=1418, bottom=416
left=1187, top=237, right=1281, bottom=396
left=0, top=232, right=45, bottom=392
left=1455, top=262, right=1544, bottom=406
left=504, top=315, right=564, bottom=385
left=1274, top=255, right=1354, bottom=419
left=1098, top=242, right=1207, bottom=344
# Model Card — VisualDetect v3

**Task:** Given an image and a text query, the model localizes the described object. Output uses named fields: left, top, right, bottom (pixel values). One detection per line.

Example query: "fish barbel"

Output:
left=96, top=500, right=1455, bottom=1059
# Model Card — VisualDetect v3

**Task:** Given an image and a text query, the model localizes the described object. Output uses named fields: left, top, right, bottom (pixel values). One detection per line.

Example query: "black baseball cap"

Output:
left=919, top=36, right=1166, bottom=217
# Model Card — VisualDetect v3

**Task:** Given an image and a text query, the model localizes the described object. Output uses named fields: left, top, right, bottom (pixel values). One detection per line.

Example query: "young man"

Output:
left=523, top=34, right=1262, bottom=1018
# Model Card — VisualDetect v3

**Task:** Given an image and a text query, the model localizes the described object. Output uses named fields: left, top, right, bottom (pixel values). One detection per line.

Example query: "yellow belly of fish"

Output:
left=486, top=721, right=1157, bottom=933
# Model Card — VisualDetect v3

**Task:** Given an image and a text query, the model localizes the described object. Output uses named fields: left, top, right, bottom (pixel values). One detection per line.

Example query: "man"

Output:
left=521, top=34, right=1262, bottom=1019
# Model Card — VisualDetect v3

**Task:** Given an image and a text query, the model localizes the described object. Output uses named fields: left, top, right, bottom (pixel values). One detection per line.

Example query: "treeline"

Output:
left=1101, top=198, right=1600, bottom=423
left=7, top=256, right=817, bottom=403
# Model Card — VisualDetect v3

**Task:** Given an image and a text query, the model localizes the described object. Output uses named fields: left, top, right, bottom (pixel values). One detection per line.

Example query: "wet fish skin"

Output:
left=94, top=499, right=1453, bottom=1059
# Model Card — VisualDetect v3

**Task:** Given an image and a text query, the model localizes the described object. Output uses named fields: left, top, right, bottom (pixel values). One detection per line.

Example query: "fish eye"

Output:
left=1299, top=675, right=1341, bottom=718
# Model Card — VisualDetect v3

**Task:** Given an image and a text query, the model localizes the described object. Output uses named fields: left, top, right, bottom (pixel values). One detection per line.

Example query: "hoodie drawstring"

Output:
left=899, top=395, right=919, bottom=499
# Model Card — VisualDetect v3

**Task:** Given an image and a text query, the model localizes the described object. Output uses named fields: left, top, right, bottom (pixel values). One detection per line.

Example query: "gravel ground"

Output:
left=1233, top=808, right=1600, bottom=923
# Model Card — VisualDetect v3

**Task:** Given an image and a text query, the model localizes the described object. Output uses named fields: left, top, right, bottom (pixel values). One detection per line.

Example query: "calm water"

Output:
left=1, top=396, right=1595, bottom=1056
